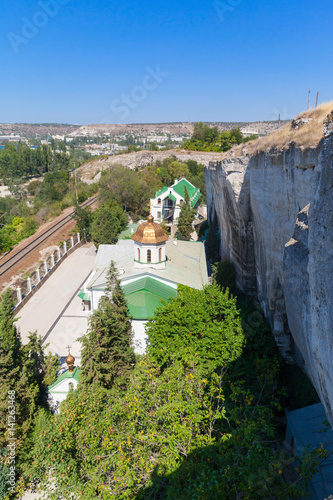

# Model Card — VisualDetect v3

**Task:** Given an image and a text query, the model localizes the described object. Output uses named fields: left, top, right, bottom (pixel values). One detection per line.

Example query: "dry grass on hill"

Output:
left=230, top=101, right=333, bottom=157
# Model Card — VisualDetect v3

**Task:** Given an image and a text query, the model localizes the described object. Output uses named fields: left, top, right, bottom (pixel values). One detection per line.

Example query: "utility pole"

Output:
left=278, top=113, right=281, bottom=127
left=308, top=88, right=311, bottom=110
left=315, top=91, right=319, bottom=108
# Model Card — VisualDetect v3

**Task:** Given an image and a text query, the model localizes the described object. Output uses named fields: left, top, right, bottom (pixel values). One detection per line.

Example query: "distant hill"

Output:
left=71, top=121, right=288, bottom=138
left=0, top=120, right=289, bottom=139
left=0, top=123, right=80, bottom=139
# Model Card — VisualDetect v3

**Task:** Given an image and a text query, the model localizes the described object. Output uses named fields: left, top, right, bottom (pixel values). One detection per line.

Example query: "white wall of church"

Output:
left=48, top=377, right=79, bottom=412
left=132, top=320, right=148, bottom=355
left=91, top=289, right=105, bottom=311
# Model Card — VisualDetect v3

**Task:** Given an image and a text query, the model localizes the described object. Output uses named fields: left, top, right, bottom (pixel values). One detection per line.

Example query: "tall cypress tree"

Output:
left=80, top=262, right=135, bottom=391
left=0, top=292, right=49, bottom=449
left=177, top=186, right=195, bottom=241
left=0, top=290, right=22, bottom=447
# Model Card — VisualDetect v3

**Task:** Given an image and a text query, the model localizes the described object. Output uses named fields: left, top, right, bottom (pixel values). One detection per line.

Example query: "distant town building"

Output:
left=51, top=134, right=65, bottom=141
left=147, top=135, right=169, bottom=143
left=84, top=216, right=208, bottom=353
left=0, top=134, right=20, bottom=141
left=150, top=177, right=201, bottom=224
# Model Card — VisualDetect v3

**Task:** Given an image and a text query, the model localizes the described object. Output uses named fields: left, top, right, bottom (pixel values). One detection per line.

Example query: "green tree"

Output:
left=146, top=283, right=244, bottom=376
left=176, top=186, right=195, bottom=240
left=0, top=290, right=22, bottom=448
left=99, top=166, right=154, bottom=221
left=230, top=126, right=243, bottom=144
left=91, top=201, right=127, bottom=246
left=80, top=262, right=135, bottom=391
left=43, top=352, right=60, bottom=387
left=73, top=203, right=93, bottom=240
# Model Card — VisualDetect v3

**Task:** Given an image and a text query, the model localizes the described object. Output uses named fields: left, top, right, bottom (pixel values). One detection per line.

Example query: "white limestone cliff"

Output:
left=205, top=109, right=333, bottom=425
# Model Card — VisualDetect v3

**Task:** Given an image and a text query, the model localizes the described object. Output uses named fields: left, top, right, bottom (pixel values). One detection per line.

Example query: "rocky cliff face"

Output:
left=205, top=116, right=333, bottom=425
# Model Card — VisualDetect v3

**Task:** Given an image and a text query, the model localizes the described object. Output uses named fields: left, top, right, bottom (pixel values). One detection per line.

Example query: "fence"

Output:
left=14, top=232, right=82, bottom=315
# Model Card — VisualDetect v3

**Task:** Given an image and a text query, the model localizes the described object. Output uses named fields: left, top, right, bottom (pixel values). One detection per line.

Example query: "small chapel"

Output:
left=84, top=215, right=208, bottom=353
left=47, top=347, right=81, bottom=413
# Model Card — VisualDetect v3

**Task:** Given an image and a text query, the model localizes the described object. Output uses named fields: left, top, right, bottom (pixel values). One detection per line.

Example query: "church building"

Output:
left=150, top=177, right=201, bottom=224
left=48, top=348, right=80, bottom=413
left=84, top=215, right=208, bottom=353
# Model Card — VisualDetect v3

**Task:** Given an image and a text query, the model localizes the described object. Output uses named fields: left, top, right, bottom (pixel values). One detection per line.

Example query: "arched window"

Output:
left=158, top=198, right=161, bottom=204
left=137, top=248, right=140, bottom=261
left=147, top=249, right=151, bottom=263
left=159, top=247, right=162, bottom=261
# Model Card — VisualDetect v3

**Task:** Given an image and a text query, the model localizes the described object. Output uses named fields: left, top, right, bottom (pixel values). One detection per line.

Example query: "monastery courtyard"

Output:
left=16, top=243, right=97, bottom=366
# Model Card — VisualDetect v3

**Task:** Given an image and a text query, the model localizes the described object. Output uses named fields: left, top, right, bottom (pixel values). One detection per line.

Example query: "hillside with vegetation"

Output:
left=183, top=122, right=258, bottom=152
left=0, top=143, right=96, bottom=253
left=0, top=258, right=323, bottom=499
left=0, top=128, right=328, bottom=499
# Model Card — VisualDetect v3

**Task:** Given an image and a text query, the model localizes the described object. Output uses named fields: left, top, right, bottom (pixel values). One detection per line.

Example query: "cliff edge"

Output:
left=205, top=103, right=333, bottom=425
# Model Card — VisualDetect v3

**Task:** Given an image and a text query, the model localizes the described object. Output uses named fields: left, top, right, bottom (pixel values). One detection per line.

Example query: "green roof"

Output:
left=48, top=367, right=81, bottom=391
left=155, top=186, right=168, bottom=197
left=78, top=290, right=91, bottom=301
left=190, top=190, right=201, bottom=207
left=173, top=179, right=198, bottom=199
left=122, top=277, right=177, bottom=320
left=166, top=193, right=177, bottom=202
left=118, top=223, right=140, bottom=240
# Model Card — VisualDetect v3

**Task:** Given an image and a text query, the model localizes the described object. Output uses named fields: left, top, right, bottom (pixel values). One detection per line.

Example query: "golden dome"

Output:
left=132, top=215, right=168, bottom=244
left=65, top=347, right=75, bottom=373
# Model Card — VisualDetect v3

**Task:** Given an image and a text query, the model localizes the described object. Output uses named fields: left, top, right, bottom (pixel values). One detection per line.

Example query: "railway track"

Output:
left=0, top=196, right=97, bottom=277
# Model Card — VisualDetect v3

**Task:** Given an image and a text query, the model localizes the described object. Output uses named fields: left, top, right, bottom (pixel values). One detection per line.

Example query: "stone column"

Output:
left=44, top=261, right=48, bottom=275
left=77, top=232, right=80, bottom=243
left=57, top=248, right=61, bottom=262
left=27, top=278, right=32, bottom=293
left=71, top=236, right=74, bottom=248
left=51, top=254, right=55, bottom=268
left=36, top=268, right=41, bottom=283
left=16, top=288, right=22, bottom=304
left=63, top=241, right=67, bottom=254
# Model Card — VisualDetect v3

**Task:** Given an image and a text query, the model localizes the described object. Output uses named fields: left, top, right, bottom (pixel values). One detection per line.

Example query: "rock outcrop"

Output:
left=205, top=113, right=333, bottom=425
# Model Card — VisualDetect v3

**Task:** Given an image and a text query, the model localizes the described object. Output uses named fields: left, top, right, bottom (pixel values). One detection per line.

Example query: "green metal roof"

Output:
left=155, top=186, right=168, bottom=197
left=78, top=290, right=91, bottom=301
left=173, top=179, right=198, bottom=199
left=122, top=277, right=177, bottom=320
left=48, top=367, right=81, bottom=391
left=118, top=223, right=140, bottom=240
left=166, top=193, right=177, bottom=202
left=190, top=190, right=201, bottom=207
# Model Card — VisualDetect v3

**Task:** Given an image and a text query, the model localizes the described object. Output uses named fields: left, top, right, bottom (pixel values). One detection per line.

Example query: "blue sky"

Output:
left=1, top=0, right=332, bottom=124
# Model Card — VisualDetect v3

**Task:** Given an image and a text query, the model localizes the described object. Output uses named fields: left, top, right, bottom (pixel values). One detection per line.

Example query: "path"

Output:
left=16, top=243, right=96, bottom=365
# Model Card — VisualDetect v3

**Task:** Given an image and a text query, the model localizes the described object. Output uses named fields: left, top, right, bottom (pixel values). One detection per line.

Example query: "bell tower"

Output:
left=132, top=215, right=168, bottom=270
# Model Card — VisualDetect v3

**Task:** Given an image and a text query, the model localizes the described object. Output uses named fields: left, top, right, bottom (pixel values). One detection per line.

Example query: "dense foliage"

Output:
left=0, top=143, right=70, bottom=181
left=90, top=201, right=128, bottom=246
left=0, top=290, right=58, bottom=498
left=184, top=122, right=258, bottom=152
left=0, top=170, right=97, bottom=253
left=20, top=278, right=325, bottom=499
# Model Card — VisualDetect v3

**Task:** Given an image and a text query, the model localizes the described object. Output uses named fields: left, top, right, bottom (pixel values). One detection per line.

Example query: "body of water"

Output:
left=0, top=145, right=37, bottom=150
